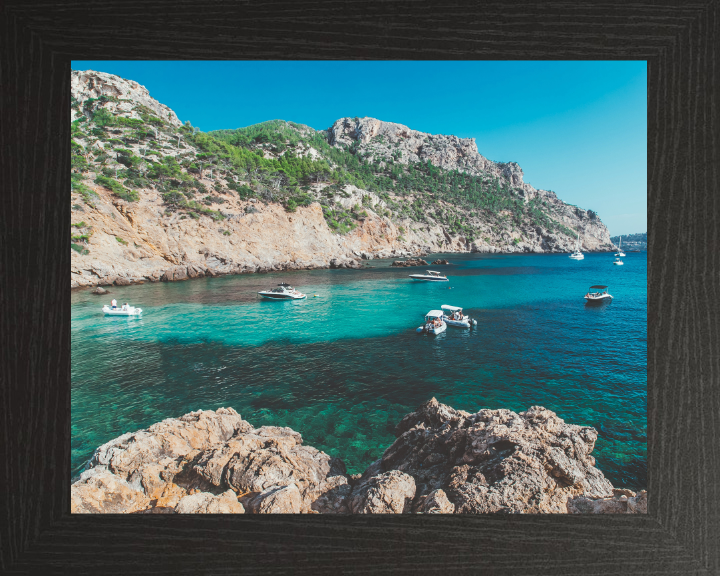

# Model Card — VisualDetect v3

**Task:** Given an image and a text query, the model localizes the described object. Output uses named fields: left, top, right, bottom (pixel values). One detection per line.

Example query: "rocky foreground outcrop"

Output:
left=72, top=399, right=646, bottom=514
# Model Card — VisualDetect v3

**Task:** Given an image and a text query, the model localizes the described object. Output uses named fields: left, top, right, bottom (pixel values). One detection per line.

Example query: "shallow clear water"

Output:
left=72, top=251, right=647, bottom=489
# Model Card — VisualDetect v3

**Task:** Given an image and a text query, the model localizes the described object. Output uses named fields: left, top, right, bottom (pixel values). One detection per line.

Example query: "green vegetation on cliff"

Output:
left=71, top=99, right=588, bottom=243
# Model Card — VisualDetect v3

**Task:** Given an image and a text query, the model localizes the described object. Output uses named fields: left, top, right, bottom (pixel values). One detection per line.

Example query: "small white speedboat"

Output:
left=102, top=304, right=142, bottom=316
left=409, top=270, right=449, bottom=282
left=416, top=310, right=447, bottom=335
left=441, top=304, right=477, bottom=328
left=258, top=283, right=307, bottom=300
left=613, top=258, right=624, bottom=266
left=584, top=285, right=613, bottom=302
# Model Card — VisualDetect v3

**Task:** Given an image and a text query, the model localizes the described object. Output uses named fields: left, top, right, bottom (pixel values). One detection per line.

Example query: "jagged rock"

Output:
left=153, top=482, right=186, bottom=508
left=71, top=469, right=151, bottom=513
left=202, top=425, right=350, bottom=513
left=160, top=265, right=190, bottom=282
left=431, top=259, right=449, bottom=265
left=567, top=489, right=647, bottom=514
left=80, top=408, right=252, bottom=503
left=91, top=287, right=108, bottom=295
left=391, top=258, right=429, bottom=267
left=175, top=489, right=245, bottom=514
left=244, top=484, right=302, bottom=514
left=380, top=398, right=614, bottom=514
left=310, top=478, right=353, bottom=513
left=349, top=470, right=416, bottom=514
left=72, top=70, right=182, bottom=127
left=186, top=263, right=206, bottom=279
left=416, top=489, right=455, bottom=514
left=71, top=408, right=351, bottom=514
left=71, top=401, right=643, bottom=514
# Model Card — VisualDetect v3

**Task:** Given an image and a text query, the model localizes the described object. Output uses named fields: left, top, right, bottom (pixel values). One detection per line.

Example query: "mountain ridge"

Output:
left=70, top=69, right=615, bottom=289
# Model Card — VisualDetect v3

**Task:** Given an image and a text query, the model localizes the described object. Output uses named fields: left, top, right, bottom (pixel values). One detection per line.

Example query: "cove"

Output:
left=72, top=251, right=647, bottom=489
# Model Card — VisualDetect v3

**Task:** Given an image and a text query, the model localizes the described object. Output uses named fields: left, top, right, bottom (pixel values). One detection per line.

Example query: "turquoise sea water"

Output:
left=71, top=252, right=647, bottom=489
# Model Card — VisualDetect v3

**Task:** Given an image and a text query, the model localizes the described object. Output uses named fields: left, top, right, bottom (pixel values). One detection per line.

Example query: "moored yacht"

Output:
left=441, top=304, right=477, bottom=328
left=584, top=285, right=613, bottom=302
left=258, top=283, right=307, bottom=300
left=102, top=303, right=142, bottom=316
left=615, top=236, right=626, bottom=257
left=417, top=310, right=447, bottom=335
left=613, top=257, right=624, bottom=266
left=409, top=270, right=449, bottom=282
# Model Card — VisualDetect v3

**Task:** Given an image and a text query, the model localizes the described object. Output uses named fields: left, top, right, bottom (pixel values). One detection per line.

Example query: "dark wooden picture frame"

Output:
left=1, top=1, right=716, bottom=573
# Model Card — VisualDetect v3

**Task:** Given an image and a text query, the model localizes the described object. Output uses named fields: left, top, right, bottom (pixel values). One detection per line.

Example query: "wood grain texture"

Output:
left=1, top=1, right=717, bottom=573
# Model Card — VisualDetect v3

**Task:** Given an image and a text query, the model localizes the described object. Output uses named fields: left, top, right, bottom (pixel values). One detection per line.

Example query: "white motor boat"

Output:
left=584, top=285, right=613, bottom=302
left=416, top=310, right=447, bottom=335
left=409, top=270, right=449, bottom=282
left=102, top=304, right=142, bottom=316
left=441, top=304, right=477, bottom=328
left=613, top=257, right=624, bottom=266
left=569, top=231, right=584, bottom=260
left=615, top=236, right=626, bottom=257
left=258, top=283, right=307, bottom=300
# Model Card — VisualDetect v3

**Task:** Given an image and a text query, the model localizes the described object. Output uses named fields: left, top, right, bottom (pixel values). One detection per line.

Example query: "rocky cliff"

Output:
left=70, top=70, right=616, bottom=289
left=71, top=399, right=646, bottom=514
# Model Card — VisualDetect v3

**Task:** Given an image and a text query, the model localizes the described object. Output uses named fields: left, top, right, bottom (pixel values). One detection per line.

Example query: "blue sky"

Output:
left=72, top=61, right=646, bottom=236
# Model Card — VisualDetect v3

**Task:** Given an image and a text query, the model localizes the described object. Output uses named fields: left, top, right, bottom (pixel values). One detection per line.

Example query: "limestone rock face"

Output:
left=416, top=489, right=455, bottom=514
left=328, top=117, right=490, bottom=177
left=71, top=70, right=181, bottom=127
left=245, top=484, right=303, bottom=514
left=567, top=489, right=648, bottom=514
left=377, top=398, right=615, bottom=514
left=348, top=470, right=416, bottom=514
left=70, top=72, right=616, bottom=289
left=71, top=408, right=350, bottom=514
left=391, top=258, right=429, bottom=267
left=71, top=469, right=151, bottom=514
left=175, top=489, right=245, bottom=514
left=327, top=117, right=615, bottom=254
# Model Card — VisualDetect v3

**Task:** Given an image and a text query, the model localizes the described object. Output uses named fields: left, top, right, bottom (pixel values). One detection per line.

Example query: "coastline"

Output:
left=71, top=245, right=619, bottom=292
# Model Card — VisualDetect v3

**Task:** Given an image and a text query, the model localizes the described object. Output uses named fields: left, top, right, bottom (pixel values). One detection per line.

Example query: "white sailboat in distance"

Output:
left=615, top=236, right=626, bottom=257
left=569, top=231, right=584, bottom=260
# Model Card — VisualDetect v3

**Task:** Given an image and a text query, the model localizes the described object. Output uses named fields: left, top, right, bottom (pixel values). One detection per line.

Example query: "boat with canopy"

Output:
left=102, top=303, right=142, bottom=316
left=416, top=310, right=447, bottom=335
left=584, top=285, right=613, bottom=302
left=441, top=304, right=477, bottom=328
